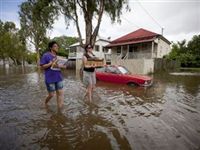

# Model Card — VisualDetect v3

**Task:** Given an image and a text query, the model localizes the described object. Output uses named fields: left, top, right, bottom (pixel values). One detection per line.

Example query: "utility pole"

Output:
left=161, top=28, right=164, bottom=35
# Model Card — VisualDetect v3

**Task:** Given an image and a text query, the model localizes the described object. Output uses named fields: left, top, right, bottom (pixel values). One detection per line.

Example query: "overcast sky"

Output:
left=0, top=0, right=200, bottom=43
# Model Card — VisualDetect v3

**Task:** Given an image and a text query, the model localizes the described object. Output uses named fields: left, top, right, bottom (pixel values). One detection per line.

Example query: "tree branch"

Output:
left=77, top=0, right=83, bottom=9
left=80, top=0, right=87, bottom=15
left=91, top=0, right=104, bottom=46
left=73, top=0, right=83, bottom=47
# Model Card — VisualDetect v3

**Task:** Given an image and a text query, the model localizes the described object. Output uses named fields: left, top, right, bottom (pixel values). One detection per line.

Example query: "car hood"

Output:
left=125, top=74, right=152, bottom=81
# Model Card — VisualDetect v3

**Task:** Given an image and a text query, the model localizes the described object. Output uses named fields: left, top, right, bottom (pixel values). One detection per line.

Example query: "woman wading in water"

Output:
left=82, top=44, right=96, bottom=102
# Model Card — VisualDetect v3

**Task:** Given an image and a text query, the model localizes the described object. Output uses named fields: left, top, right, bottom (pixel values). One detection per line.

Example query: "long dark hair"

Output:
left=48, top=41, right=58, bottom=51
left=84, top=44, right=92, bottom=53
left=84, top=44, right=95, bottom=56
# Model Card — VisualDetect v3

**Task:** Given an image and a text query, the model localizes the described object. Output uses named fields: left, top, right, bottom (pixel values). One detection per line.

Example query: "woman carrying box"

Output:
left=82, top=44, right=96, bottom=102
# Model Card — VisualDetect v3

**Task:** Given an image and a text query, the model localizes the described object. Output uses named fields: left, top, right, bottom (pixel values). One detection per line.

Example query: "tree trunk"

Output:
left=36, top=50, right=40, bottom=67
left=10, top=57, right=16, bottom=66
left=3, top=57, right=5, bottom=66
left=22, top=57, right=25, bottom=66
left=85, top=14, right=93, bottom=46
left=91, top=0, right=104, bottom=46
left=35, top=44, right=40, bottom=67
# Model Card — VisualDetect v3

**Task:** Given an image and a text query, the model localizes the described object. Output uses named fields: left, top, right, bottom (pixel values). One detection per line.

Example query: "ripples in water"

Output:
left=0, top=67, right=200, bottom=150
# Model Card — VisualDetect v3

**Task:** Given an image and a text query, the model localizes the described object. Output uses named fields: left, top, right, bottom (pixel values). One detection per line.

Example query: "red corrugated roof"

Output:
left=107, top=28, right=160, bottom=47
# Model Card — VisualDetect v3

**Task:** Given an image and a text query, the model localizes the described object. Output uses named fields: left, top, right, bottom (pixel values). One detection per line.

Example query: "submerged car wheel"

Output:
left=127, top=82, right=138, bottom=87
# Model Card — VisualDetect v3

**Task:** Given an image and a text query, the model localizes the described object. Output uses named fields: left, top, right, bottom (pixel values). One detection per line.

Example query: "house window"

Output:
left=95, top=45, right=99, bottom=52
left=117, top=47, right=121, bottom=55
left=143, top=43, right=148, bottom=50
left=160, top=46, right=163, bottom=56
left=103, top=47, right=108, bottom=53
left=70, top=47, right=76, bottom=53
left=129, top=45, right=138, bottom=52
left=134, top=46, right=138, bottom=52
left=129, top=49, right=133, bottom=52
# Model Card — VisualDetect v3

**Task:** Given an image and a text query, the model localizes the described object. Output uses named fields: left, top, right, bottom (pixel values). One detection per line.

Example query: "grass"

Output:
left=179, top=67, right=200, bottom=72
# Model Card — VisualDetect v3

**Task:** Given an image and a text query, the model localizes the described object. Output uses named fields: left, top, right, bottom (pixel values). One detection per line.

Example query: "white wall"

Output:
left=157, top=38, right=171, bottom=58
left=71, top=39, right=110, bottom=59
left=111, top=58, right=154, bottom=74
left=76, top=46, right=84, bottom=59
left=143, top=59, right=154, bottom=74
left=93, top=40, right=110, bottom=58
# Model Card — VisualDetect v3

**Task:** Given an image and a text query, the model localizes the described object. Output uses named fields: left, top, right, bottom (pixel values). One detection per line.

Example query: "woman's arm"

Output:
left=40, top=61, right=53, bottom=69
left=41, top=57, right=58, bottom=70
left=82, top=56, right=94, bottom=68
left=57, top=64, right=67, bottom=69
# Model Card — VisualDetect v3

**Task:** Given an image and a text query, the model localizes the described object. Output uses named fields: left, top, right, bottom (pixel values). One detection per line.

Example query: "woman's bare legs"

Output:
left=45, top=92, right=55, bottom=105
left=84, top=84, right=93, bottom=102
left=56, top=89, right=64, bottom=109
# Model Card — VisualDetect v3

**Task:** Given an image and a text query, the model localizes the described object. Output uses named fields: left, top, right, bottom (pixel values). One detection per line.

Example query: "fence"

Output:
left=154, top=58, right=180, bottom=72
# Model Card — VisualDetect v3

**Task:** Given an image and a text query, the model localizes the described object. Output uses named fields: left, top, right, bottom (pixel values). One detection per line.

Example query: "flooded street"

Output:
left=0, top=66, right=200, bottom=150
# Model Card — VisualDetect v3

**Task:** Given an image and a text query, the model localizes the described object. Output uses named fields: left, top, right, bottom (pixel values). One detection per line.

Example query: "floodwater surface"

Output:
left=0, top=66, right=200, bottom=150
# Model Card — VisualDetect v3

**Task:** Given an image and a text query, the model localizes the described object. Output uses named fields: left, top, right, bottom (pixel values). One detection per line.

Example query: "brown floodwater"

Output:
left=0, top=66, right=200, bottom=150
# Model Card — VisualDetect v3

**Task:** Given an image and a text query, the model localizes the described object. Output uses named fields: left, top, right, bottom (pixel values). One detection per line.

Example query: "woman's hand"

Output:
left=58, top=64, right=67, bottom=69
left=51, top=59, right=58, bottom=68
left=41, top=59, right=56, bottom=69
left=91, top=63, right=96, bottom=68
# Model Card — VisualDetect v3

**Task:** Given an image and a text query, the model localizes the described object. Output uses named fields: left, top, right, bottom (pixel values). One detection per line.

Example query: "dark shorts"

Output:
left=45, top=81, right=63, bottom=92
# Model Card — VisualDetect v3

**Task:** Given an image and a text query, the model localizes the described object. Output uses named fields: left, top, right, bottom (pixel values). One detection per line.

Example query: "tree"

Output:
left=56, top=0, right=130, bottom=47
left=187, top=35, right=200, bottom=56
left=39, top=36, right=78, bottom=57
left=187, top=35, right=200, bottom=67
left=0, top=20, right=27, bottom=65
left=167, top=35, right=200, bottom=67
left=52, top=36, right=78, bottom=57
left=19, top=0, right=58, bottom=65
left=26, top=52, right=37, bottom=64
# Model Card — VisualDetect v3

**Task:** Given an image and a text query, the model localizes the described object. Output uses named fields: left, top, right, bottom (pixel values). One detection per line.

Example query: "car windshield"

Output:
left=96, top=67, right=105, bottom=72
left=118, top=66, right=131, bottom=74
left=106, top=66, right=119, bottom=74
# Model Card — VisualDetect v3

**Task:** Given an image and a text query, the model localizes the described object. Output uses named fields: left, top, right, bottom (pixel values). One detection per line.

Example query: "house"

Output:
left=68, top=38, right=111, bottom=61
left=106, top=28, right=171, bottom=74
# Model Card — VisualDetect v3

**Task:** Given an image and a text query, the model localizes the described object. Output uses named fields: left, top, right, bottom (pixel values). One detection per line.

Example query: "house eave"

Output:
left=106, top=39, right=154, bottom=48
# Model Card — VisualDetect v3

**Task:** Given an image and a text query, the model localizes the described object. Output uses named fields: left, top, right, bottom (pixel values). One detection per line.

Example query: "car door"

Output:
left=102, top=66, right=120, bottom=83
left=116, top=66, right=131, bottom=84
left=96, top=67, right=107, bottom=81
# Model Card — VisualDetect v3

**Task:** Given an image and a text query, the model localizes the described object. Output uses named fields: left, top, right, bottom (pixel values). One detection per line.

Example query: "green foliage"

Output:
left=0, top=20, right=29, bottom=65
left=53, top=36, right=78, bottom=48
left=52, top=36, right=78, bottom=57
left=57, top=49, right=68, bottom=57
left=166, top=35, right=200, bottom=67
left=39, top=37, right=51, bottom=56
left=187, top=35, right=200, bottom=56
left=26, top=52, right=37, bottom=64
left=39, top=36, right=78, bottom=57
left=19, top=0, right=58, bottom=64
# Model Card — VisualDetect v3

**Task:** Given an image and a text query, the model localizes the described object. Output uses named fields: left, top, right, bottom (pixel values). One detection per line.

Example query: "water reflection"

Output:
left=36, top=106, right=81, bottom=149
left=157, top=72, right=200, bottom=96
left=0, top=67, right=200, bottom=150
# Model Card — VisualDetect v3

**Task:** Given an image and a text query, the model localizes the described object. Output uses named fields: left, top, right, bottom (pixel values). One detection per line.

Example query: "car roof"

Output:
left=104, top=65, right=123, bottom=68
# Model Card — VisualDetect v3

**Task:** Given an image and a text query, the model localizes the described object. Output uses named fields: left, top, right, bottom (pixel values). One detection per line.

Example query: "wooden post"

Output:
left=151, top=41, right=154, bottom=58
left=121, top=45, right=123, bottom=59
left=127, top=45, right=129, bottom=59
